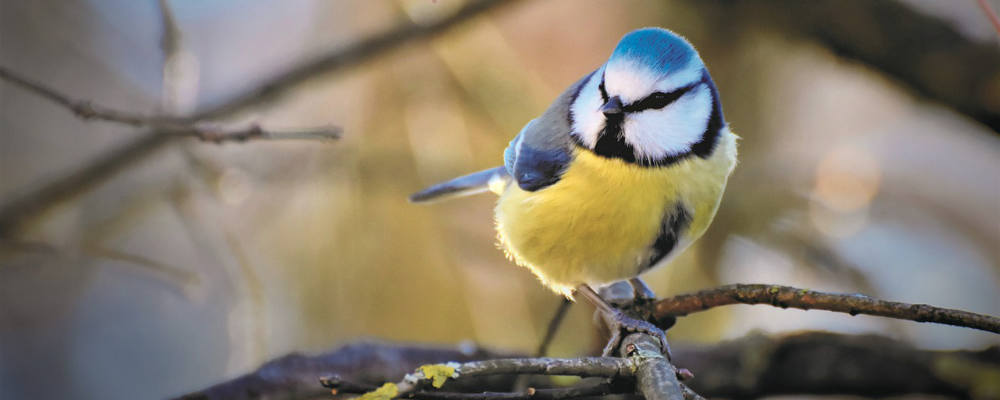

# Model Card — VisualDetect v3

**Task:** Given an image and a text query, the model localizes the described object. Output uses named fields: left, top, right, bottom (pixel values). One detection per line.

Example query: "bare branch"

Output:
left=175, top=332, right=1000, bottom=400
left=348, top=350, right=700, bottom=400
left=327, top=377, right=704, bottom=400
left=0, top=66, right=342, bottom=143
left=445, top=357, right=631, bottom=377
left=0, top=132, right=173, bottom=239
left=622, top=334, right=687, bottom=400
left=689, top=0, right=1000, bottom=132
left=592, top=281, right=697, bottom=400
left=411, top=381, right=619, bottom=400
left=653, top=283, right=1000, bottom=333
left=197, top=0, right=522, bottom=119
left=173, top=341, right=520, bottom=400
left=673, top=331, right=1000, bottom=398
left=323, top=375, right=621, bottom=400
left=535, top=298, right=572, bottom=357
left=379, top=357, right=633, bottom=399
left=0, top=0, right=519, bottom=239
left=977, top=0, right=1000, bottom=37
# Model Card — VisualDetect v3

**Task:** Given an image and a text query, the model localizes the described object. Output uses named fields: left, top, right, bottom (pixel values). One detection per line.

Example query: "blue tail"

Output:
left=409, top=166, right=510, bottom=203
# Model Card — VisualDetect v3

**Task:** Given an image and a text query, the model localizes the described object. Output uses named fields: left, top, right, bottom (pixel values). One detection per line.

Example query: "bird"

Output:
left=410, top=27, right=737, bottom=356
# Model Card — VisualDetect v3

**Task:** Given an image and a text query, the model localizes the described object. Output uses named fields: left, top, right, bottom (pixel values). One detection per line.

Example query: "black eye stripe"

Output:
left=623, top=83, right=698, bottom=113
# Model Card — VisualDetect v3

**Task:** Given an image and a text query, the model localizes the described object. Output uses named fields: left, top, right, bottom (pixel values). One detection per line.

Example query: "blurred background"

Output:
left=1, top=0, right=998, bottom=399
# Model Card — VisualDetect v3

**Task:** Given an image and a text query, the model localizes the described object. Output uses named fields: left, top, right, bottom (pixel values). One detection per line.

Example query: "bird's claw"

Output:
left=600, top=309, right=672, bottom=359
left=629, top=277, right=657, bottom=302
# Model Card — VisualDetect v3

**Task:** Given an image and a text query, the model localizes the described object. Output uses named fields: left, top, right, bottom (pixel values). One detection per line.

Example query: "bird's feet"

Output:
left=599, top=308, right=672, bottom=359
left=629, top=277, right=657, bottom=302
left=627, top=278, right=677, bottom=331
left=576, top=284, right=672, bottom=359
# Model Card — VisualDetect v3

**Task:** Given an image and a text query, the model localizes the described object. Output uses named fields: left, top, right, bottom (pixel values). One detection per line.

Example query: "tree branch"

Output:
left=622, top=334, right=691, bottom=400
left=0, top=0, right=519, bottom=238
left=322, top=375, right=623, bottom=400
left=369, top=356, right=633, bottom=399
left=673, top=331, right=1000, bottom=399
left=0, top=66, right=342, bottom=142
left=977, top=0, right=1000, bottom=36
left=175, top=331, right=999, bottom=400
left=194, top=0, right=522, bottom=120
left=337, top=347, right=700, bottom=400
left=652, top=283, right=1000, bottom=333
left=174, top=341, right=519, bottom=400
left=689, top=0, right=1000, bottom=133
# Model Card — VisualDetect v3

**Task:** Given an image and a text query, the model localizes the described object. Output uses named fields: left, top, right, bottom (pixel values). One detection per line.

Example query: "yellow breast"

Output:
left=495, top=131, right=737, bottom=296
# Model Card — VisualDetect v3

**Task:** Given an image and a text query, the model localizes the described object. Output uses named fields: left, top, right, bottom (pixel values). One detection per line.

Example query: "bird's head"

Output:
left=569, top=27, right=724, bottom=165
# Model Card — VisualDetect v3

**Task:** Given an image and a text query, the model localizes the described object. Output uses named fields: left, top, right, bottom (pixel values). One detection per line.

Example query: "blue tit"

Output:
left=411, top=27, right=737, bottom=353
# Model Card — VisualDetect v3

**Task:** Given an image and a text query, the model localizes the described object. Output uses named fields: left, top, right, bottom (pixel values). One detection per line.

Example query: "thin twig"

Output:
left=511, top=298, right=575, bottom=392
left=0, top=66, right=342, bottom=143
left=653, top=283, right=1000, bottom=333
left=536, top=298, right=573, bottom=357
left=0, top=132, right=173, bottom=239
left=977, top=0, right=1000, bottom=37
left=0, top=0, right=518, bottom=239
left=194, top=0, right=521, bottom=119
left=689, top=0, right=1000, bottom=132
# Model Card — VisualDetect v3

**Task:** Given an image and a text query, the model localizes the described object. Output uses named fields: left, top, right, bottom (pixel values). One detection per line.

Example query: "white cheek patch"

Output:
left=569, top=68, right=606, bottom=148
left=623, top=84, right=711, bottom=160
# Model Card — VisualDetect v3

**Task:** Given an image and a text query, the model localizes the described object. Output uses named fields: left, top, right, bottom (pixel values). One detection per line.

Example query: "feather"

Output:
left=409, top=167, right=510, bottom=203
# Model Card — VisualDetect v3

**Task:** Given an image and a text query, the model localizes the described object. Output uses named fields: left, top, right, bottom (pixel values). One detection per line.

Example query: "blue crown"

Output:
left=609, top=28, right=696, bottom=75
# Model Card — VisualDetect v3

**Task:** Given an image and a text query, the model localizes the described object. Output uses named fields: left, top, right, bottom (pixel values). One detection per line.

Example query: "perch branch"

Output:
left=689, top=0, right=1000, bottom=132
left=0, top=66, right=342, bottom=143
left=653, top=283, right=1000, bottom=333
left=370, top=283, right=699, bottom=400
left=174, top=341, right=520, bottom=400
left=326, top=377, right=703, bottom=400
left=372, top=357, right=632, bottom=399
left=622, top=333, right=691, bottom=400
left=322, top=375, right=622, bottom=400
left=0, top=0, right=519, bottom=238
left=345, top=350, right=699, bottom=400
left=592, top=280, right=695, bottom=400
left=175, top=332, right=999, bottom=400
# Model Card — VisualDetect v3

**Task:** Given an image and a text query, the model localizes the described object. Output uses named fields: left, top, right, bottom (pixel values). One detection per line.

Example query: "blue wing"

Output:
left=504, top=70, right=593, bottom=192
left=412, top=71, right=588, bottom=202
left=503, top=118, right=573, bottom=192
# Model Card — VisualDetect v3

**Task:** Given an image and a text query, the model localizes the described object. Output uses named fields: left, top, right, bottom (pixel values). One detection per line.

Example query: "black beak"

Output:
left=600, top=96, right=623, bottom=116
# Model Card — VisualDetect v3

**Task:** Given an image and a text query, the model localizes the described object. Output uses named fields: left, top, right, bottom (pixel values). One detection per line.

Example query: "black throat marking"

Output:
left=570, top=70, right=725, bottom=167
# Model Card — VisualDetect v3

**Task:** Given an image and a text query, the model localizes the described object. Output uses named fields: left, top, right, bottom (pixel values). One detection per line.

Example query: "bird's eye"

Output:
left=648, top=92, right=670, bottom=107
left=645, top=90, right=683, bottom=109
left=627, top=84, right=696, bottom=112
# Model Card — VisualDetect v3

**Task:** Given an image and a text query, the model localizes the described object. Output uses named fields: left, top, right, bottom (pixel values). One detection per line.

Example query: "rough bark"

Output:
left=174, top=332, right=1000, bottom=400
